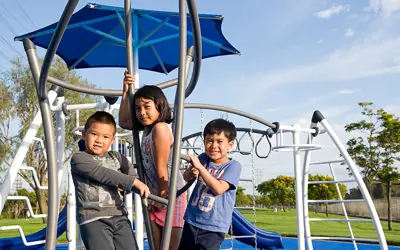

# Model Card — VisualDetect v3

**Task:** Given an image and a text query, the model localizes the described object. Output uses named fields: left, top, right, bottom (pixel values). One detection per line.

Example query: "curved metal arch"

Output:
left=182, top=103, right=279, bottom=130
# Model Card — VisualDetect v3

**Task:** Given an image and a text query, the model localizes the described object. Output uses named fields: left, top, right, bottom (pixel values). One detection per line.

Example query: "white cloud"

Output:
left=317, top=39, right=324, bottom=44
left=345, top=28, right=355, bottom=37
left=368, top=0, right=400, bottom=15
left=314, top=5, right=349, bottom=19
left=257, top=35, right=400, bottom=88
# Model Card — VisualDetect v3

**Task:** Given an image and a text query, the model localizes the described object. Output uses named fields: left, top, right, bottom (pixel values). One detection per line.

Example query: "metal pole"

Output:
left=302, top=131, right=313, bottom=250
left=123, top=1, right=155, bottom=249
left=37, top=0, right=78, bottom=99
left=67, top=167, right=77, bottom=250
left=292, top=124, right=305, bottom=250
left=23, top=38, right=60, bottom=250
left=160, top=0, right=187, bottom=249
left=184, top=0, right=202, bottom=98
left=55, top=94, right=66, bottom=206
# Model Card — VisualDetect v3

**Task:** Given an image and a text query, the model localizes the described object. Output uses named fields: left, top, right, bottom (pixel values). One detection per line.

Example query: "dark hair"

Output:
left=84, top=111, right=117, bottom=135
left=203, top=119, right=237, bottom=142
left=132, top=85, right=173, bottom=130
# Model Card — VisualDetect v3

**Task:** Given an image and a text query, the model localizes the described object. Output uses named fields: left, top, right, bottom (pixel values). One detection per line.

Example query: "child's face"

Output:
left=204, top=132, right=234, bottom=165
left=134, top=97, right=160, bottom=126
left=82, top=122, right=115, bottom=155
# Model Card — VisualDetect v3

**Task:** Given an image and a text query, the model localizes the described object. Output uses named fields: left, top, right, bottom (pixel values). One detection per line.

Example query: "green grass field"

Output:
left=0, top=209, right=399, bottom=245
left=240, top=209, right=400, bottom=246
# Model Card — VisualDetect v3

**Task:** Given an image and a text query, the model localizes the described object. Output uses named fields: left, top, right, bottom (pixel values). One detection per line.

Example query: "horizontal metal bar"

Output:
left=6, top=196, right=47, bottom=218
left=278, top=125, right=318, bottom=134
left=231, top=235, right=256, bottom=239
left=308, top=180, right=356, bottom=185
left=230, top=150, right=251, bottom=155
left=308, top=218, right=373, bottom=222
left=308, top=199, right=365, bottom=204
left=239, top=178, right=252, bottom=182
left=0, top=225, right=46, bottom=246
left=155, top=78, right=178, bottom=89
left=311, top=237, right=379, bottom=243
left=234, top=207, right=255, bottom=210
left=272, top=144, right=322, bottom=151
left=309, top=159, right=346, bottom=165
left=181, top=146, right=201, bottom=150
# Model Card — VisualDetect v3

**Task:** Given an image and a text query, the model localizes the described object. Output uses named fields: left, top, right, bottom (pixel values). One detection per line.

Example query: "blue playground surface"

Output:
left=43, top=239, right=400, bottom=250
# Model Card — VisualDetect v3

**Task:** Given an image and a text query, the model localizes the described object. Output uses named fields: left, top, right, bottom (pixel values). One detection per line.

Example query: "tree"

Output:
left=0, top=71, right=16, bottom=174
left=345, top=102, right=400, bottom=231
left=257, top=175, right=295, bottom=211
left=308, top=174, right=348, bottom=217
left=345, top=187, right=363, bottom=199
left=235, top=186, right=251, bottom=206
left=0, top=57, right=100, bottom=222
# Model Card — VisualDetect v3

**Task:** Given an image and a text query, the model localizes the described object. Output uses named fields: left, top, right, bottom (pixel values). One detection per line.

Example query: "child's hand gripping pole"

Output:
left=176, top=154, right=197, bottom=197
left=132, top=154, right=196, bottom=203
left=130, top=188, right=169, bottom=207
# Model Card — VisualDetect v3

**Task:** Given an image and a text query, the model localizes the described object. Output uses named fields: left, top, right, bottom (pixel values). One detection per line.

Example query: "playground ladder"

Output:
left=270, top=113, right=388, bottom=250
left=302, top=112, right=388, bottom=250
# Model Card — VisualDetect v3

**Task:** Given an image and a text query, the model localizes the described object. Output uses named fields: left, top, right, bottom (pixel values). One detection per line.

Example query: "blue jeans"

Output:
left=178, top=222, right=225, bottom=250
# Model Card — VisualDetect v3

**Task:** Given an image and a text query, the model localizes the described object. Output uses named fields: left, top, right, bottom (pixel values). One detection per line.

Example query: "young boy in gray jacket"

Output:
left=71, top=111, right=149, bottom=250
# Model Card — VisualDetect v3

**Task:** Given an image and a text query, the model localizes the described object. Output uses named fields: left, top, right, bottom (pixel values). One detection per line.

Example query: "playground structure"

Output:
left=0, top=0, right=395, bottom=250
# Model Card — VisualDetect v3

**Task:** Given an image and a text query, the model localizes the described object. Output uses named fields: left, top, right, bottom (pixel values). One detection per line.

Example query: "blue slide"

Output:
left=0, top=206, right=68, bottom=250
left=231, top=208, right=284, bottom=249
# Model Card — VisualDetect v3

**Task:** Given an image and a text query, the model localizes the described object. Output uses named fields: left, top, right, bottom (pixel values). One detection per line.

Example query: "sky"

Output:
left=0, top=0, right=400, bottom=194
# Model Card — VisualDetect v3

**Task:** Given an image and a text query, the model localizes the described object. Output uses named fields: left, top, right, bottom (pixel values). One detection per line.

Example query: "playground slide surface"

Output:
left=0, top=206, right=67, bottom=250
left=230, top=208, right=284, bottom=249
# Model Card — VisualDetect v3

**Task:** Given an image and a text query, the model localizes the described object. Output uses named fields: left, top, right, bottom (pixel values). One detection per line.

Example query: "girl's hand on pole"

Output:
left=123, top=70, right=135, bottom=93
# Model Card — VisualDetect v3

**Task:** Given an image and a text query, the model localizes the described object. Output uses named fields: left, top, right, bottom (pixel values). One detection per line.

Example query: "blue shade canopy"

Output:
left=15, top=3, right=240, bottom=74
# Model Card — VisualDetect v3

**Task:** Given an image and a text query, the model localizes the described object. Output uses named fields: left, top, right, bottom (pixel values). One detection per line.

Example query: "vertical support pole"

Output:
left=67, top=167, right=76, bottom=250
left=292, top=124, right=305, bottom=250
left=134, top=193, right=143, bottom=249
left=160, top=0, right=187, bottom=249
left=123, top=1, right=154, bottom=250
left=55, top=94, right=66, bottom=206
left=113, top=136, right=119, bottom=152
left=302, top=132, right=313, bottom=250
left=23, top=38, right=59, bottom=250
